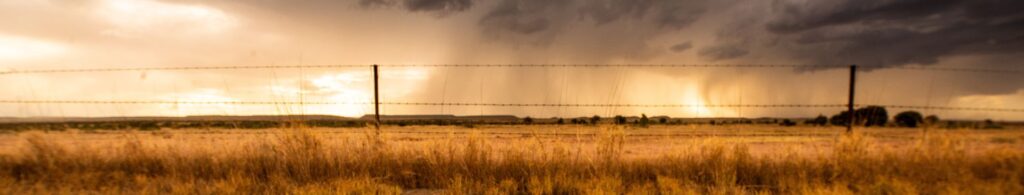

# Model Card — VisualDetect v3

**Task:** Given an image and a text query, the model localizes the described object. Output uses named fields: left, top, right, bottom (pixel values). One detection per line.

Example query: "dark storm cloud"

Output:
left=478, top=0, right=706, bottom=37
left=359, top=0, right=395, bottom=7
left=685, top=0, right=1024, bottom=97
left=762, top=0, right=1024, bottom=67
left=577, top=0, right=706, bottom=30
left=471, top=0, right=713, bottom=62
left=405, top=0, right=473, bottom=13
left=697, top=44, right=747, bottom=60
left=478, top=0, right=571, bottom=35
left=359, top=0, right=474, bottom=15
left=669, top=42, right=693, bottom=53
left=766, top=0, right=963, bottom=33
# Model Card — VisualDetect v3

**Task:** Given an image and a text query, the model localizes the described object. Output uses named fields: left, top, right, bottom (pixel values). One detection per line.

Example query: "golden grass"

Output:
left=0, top=125, right=1022, bottom=194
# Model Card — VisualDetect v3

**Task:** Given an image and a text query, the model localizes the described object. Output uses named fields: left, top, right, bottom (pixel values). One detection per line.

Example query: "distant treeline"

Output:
left=0, top=118, right=786, bottom=131
left=0, top=106, right=1015, bottom=131
left=0, top=120, right=367, bottom=131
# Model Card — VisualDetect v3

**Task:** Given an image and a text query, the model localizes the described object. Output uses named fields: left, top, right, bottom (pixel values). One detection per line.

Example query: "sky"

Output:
left=0, top=0, right=1022, bottom=120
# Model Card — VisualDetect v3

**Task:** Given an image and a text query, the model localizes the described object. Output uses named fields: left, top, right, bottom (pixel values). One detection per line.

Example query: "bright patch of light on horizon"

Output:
left=159, top=89, right=239, bottom=116
left=945, top=89, right=1024, bottom=119
left=97, top=0, right=237, bottom=37
left=378, top=68, right=430, bottom=99
left=680, top=94, right=713, bottom=117
left=308, top=73, right=372, bottom=117
left=670, top=79, right=717, bottom=118
left=0, top=34, right=67, bottom=60
left=953, top=94, right=1007, bottom=107
left=298, top=68, right=430, bottom=117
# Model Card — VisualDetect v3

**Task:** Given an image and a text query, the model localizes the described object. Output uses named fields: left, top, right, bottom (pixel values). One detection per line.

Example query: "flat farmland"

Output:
left=1, top=125, right=1022, bottom=194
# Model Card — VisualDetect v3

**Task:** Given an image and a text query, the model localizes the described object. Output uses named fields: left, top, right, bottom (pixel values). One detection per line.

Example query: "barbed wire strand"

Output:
left=0, top=65, right=367, bottom=75
left=1, top=100, right=1021, bottom=112
left=888, top=66, right=1024, bottom=74
left=874, top=105, right=1024, bottom=113
left=3, top=64, right=1021, bottom=75
left=382, top=64, right=846, bottom=68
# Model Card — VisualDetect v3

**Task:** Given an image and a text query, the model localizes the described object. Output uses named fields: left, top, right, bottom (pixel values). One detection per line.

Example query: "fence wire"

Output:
left=1, top=100, right=1021, bottom=112
left=2, top=64, right=1022, bottom=116
left=887, top=66, right=1024, bottom=74
left=2, top=64, right=1021, bottom=75
left=875, top=105, right=1024, bottom=113
left=0, top=65, right=366, bottom=75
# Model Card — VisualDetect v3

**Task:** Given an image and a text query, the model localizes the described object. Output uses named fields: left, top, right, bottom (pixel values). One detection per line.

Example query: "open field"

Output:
left=1, top=125, right=1023, bottom=194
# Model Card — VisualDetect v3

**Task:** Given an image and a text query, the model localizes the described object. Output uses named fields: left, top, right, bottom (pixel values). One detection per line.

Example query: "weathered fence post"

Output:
left=373, top=64, right=381, bottom=132
left=847, top=64, right=857, bottom=133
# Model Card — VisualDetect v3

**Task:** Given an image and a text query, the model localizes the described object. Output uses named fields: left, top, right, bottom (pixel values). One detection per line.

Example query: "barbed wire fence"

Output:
left=3, top=64, right=1024, bottom=74
left=2, top=100, right=1022, bottom=112
left=1, top=64, right=1022, bottom=131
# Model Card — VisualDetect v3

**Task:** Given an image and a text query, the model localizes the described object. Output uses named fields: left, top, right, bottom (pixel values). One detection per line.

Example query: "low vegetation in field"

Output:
left=0, top=127, right=1022, bottom=194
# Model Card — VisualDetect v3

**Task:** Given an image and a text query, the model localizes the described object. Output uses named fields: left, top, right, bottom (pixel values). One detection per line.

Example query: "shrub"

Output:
left=983, top=119, right=1003, bottom=129
left=894, top=111, right=924, bottom=128
left=639, top=114, right=650, bottom=127
left=855, top=106, right=889, bottom=127
left=830, top=112, right=850, bottom=126
left=925, top=115, right=940, bottom=125
left=780, top=119, right=797, bottom=126
left=808, top=115, right=829, bottom=126
left=614, top=115, right=627, bottom=125
left=830, top=106, right=889, bottom=127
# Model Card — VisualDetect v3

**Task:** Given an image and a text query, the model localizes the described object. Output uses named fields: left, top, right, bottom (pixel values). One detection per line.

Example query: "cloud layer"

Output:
left=760, top=0, right=1024, bottom=67
left=0, top=0, right=1021, bottom=119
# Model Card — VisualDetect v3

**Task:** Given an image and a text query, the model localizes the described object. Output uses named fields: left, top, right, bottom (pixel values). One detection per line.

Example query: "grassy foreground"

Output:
left=0, top=127, right=1022, bottom=194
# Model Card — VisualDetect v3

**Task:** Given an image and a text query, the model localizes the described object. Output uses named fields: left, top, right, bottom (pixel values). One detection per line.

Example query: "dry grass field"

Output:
left=1, top=125, right=1022, bottom=194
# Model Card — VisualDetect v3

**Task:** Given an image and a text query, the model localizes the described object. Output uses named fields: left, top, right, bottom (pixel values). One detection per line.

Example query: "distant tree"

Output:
left=639, top=114, right=650, bottom=127
left=780, top=119, right=797, bottom=126
left=983, top=119, right=1002, bottom=129
left=894, top=111, right=924, bottom=128
left=830, top=111, right=850, bottom=126
left=523, top=116, right=533, bottom=124
left=925, top=115, right=940, bottom=125
left=828, top=106, right=889, bottom=127
left=830, top=106, right=888, bottom=127
left=855, top=106, right=889, bottom=127
left=614, top=115, right=627, bottom=124
left=659, top=117, right=668, bottom=124
left=570, top=118, right=579, bottom=124
left=557, top=118, right=564, bottom=124
left=810, top=115, right=829, bottom=126
left=590, top=115, right=601, bottom=125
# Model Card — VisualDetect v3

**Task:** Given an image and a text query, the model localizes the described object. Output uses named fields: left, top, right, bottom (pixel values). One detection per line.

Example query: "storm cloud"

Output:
left=478, top=0, right=571, bottom=36
left=698, top=44, right=748, bottom=60
left=669, top=42, right=693, bottom=53
left=1, top=0, right=1021, bottom=119
left=360, top=0, right=474, bottom=15
left=478, top=0, right=707, bottom=40
left=759, top=0, right=1024, bottom=67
